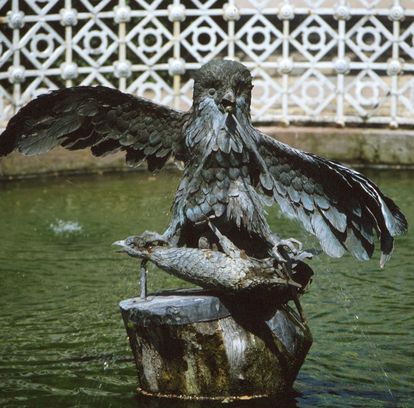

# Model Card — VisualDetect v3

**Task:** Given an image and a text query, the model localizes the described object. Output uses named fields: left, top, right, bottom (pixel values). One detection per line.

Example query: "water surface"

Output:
left=0, top=169, right=412, bottom=407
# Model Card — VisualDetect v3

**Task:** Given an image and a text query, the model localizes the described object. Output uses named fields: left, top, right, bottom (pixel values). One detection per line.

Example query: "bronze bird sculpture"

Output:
left=0, top=60, right=407, bottom=278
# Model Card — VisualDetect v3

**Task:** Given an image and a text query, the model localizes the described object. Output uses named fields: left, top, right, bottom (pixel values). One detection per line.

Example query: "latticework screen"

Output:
left=1, top=0, right=413, bottom=127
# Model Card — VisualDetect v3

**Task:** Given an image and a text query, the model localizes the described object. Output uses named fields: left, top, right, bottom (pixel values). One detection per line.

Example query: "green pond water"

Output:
left=0, top=169, right=412, bottom=408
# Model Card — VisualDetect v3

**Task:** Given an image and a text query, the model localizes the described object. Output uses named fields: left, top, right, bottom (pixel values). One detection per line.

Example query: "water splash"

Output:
left=50, top=219, right=83, bottom=234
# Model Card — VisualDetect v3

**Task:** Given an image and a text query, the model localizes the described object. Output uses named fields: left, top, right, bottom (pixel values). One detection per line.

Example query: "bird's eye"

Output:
left=208, top=88, right=216, bottom=96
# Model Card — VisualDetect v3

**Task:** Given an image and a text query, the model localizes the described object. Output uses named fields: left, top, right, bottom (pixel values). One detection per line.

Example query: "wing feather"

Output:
left=249, top=127, right=407, bottom=266
left=0, top=86, right=190, bottom=171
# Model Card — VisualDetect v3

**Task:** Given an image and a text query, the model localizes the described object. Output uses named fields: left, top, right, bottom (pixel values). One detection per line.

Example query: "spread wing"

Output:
left=0, top=86, right=190, bottom=171
left=252, top=129, right=407, bottom=266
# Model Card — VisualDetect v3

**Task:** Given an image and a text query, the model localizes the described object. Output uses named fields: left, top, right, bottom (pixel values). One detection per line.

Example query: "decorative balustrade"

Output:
left=0, top=0, right=413, bottom=127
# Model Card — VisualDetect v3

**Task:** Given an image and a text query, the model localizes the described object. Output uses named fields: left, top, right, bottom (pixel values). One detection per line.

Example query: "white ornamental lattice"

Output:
left=0, top=0, right=414, bottom=128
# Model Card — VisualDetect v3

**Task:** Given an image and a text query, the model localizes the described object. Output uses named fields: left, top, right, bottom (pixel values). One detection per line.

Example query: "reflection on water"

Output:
left=0, top=169, right=412, bottom=408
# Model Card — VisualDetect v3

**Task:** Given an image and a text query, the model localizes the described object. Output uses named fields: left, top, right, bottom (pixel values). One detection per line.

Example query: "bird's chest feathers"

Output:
left=185, top=116, right=249, bottom=178
left=185, top=109, right=244, bottom=158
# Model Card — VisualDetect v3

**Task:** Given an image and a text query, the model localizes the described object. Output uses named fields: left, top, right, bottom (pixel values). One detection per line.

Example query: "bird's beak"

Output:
left=112, top=240, right=128, bottom=252
left=112, top=240, right=126, bottom=247
left=221, top=90, right=235, bottom=113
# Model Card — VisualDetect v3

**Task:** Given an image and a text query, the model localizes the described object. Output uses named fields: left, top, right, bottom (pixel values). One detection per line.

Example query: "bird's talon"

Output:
left=277, top=238, right=303, bottom=255
left=292, top=250, right=314, bottom=262
left=270, top=247, right=289, bottom=263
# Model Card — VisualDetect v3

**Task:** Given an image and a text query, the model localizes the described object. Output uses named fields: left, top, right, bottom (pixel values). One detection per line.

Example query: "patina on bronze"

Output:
left=0, top=60, right=407, bottom=273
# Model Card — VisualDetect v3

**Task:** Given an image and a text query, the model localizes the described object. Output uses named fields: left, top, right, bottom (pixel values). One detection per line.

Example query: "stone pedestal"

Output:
left=120, top=288, right=312, bottom=400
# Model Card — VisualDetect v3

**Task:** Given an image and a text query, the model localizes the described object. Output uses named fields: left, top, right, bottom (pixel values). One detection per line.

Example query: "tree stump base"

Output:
left=120, top=288, right=312, bottom=400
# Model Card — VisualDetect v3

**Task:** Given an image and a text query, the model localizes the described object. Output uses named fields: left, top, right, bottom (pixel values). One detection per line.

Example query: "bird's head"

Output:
left=192, top=60, right=253, bottom=116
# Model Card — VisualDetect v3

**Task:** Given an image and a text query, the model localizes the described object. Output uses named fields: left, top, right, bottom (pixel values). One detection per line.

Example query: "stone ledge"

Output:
left=1, top=127, right=413, bottom=179
left=0, top=148, right=128, bottom=180
left=264, top=127, right=414, bottom=167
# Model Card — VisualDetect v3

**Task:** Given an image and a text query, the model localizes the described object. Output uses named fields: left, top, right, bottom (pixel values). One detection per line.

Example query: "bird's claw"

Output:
left=270, top=237, right=304, bottom=264
left=291, top=250, right=314, bottom=263
left=278, top=238, right=303, bottom=254
left=270, top=247, right=289, bottom=263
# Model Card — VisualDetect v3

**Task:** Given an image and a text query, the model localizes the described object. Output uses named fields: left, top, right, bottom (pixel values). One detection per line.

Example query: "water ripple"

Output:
left=0, top=171, right=413, bottom=408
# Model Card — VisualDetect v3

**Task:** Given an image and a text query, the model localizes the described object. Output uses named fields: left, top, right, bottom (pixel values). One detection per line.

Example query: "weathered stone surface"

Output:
left=120, top=289, right=312, bottom=400
left=264, top=126, right=414, bottom=167
left=0, top=147, right=126, bottom=179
